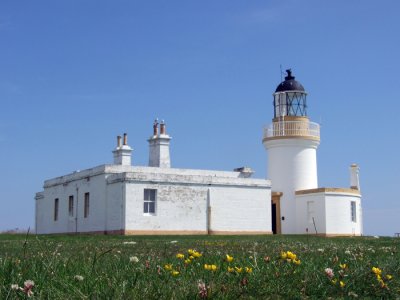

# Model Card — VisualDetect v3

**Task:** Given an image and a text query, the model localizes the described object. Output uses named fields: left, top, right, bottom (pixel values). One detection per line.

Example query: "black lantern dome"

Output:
left=273, top=69, right=307, bottom=118
left=275, top=69, right=305, bottom=92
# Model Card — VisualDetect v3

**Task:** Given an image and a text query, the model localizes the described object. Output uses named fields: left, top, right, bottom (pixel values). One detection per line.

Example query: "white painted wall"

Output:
left=295, top=191, right=362, bottom=235
left=124, top=182, right=208, bottom=233
left=113, top=145, right=133, bottom=166
left=264, top=138, right=319, bottom=234
left=36, top=173, right=109, bottom=234
left=210, top=186, right=271, bottom=233
left=325, top=193, right=362, bottom=235
left=36, top=165, right=271, bottom=235
left=296, top=193, right=326, bottom=234
left=105, top=181, right=125, bottom=231
left=148, top=135, right=171, bottom=168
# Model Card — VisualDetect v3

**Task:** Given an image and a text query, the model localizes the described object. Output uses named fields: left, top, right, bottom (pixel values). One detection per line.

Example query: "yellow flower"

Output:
left=293, top=259, right=301, bottom=265
left=171, top=270, right=179, bottom=276
left=164, top=264, right=173, bottom=271
left=235, top=266, right=243, bottom=273
left=245, top=267, right=253, bottom=273
left=372, top=267, right=382, bottom=275
left=227, top=266, right=234, bottom=273
left=280, top=252, right=287, bottom=259
left=189, top=255, right=194, bottom=260
left=176, top=253, right=185, bottom=259
left=188, top=249, right=195, bottom=255
left=331, top=279, right=337, bottom=285
left=184, top=259, right=191, bottom=264
left=340, top=281, right=345, bottom=288
left=386, top=274, right=393, bottom=280
left=193, top=251, right=202, bottom=258
left=339, top=263, right=347, bottom=269
left=204, top=264, right=217, bottom=271
left=286, top=251, right=297, bottom=260
left=226, top=254, right=234, bottom=263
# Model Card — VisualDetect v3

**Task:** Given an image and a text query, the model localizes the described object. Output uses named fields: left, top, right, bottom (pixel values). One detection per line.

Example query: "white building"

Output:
left=35, top=122, right=272, bottom=235
left=263, top=70, right=362, bottom=236
left=35, top=70, right=362, bottom=236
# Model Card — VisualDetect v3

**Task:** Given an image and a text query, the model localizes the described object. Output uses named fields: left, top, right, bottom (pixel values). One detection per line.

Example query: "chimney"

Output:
left=123, top=133, right=127, bottom=145
left=160, top=120, right=166, bottom=135
left=350, top=164, right=360, bottom=191
left=153, top=119, right=159, bottom=136
left=148, top=119, right=171, bottom=168
left=113, top=133, right=133, bottom=166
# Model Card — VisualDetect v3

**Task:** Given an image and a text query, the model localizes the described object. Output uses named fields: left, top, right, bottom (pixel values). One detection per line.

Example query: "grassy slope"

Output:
left=0, top=234, right=399, bottom=299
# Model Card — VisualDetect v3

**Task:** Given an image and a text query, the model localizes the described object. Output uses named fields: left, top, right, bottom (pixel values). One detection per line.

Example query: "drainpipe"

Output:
left=122, top=184, right=126, bottom=235
left=35, top=197, right=38, bottom=234
left=75, top=187, right=79, bottom=234
left=206, top=187, right=211, bottom=234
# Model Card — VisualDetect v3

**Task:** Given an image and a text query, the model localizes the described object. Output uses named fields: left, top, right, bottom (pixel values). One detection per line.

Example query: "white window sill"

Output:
left=143, top=213, right=156, bottom=216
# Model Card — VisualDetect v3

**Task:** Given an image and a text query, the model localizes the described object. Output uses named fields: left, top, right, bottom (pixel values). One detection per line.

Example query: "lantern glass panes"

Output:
left=274, top=92, right=307, bottom=118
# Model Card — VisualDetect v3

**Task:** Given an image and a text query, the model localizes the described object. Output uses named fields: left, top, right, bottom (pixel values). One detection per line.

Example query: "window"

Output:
left=84, top=192, right=90, bottom=218
left=351, top=201, right=357, bottom=222
left=68, top=195, right=74, bottom=217
left=54, top=198, right=59, bottom=221
left=144, top=189, right=156, bottom=214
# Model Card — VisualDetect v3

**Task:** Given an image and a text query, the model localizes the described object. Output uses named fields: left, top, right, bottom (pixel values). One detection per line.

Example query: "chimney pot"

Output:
left=153, top=119, right=159, bottom=136
left=160, top=120, right=166, bottom=135
left=117, top=135, right=122, bottom=147
left=123, top=133, right=127, bottom=145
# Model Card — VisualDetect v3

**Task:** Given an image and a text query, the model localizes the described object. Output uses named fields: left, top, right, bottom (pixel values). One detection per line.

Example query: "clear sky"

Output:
left=1, top=1, right=399, bottom=236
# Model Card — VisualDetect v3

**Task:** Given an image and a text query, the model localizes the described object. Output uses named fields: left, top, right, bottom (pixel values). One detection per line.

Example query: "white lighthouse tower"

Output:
left=263, top=70, right=320, bottom=234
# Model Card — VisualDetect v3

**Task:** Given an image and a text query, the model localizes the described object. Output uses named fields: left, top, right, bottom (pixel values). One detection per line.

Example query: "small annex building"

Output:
left=35, top=123, right=272, bottom=235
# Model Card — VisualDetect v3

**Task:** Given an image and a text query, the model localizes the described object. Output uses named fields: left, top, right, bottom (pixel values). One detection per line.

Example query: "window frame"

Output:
left=143, top=189, right=157, bottom=215
left=68, top=195, right=74, bottom=217
left=84, top=192, right=90, bottom=218
left=351, top=201, right=357, bottom=222
left=54, top=198, right=59, bottom=221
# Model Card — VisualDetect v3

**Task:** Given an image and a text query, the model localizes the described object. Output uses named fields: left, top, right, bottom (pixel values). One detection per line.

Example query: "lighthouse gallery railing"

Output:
left=263, top=120, right=320, bottom=139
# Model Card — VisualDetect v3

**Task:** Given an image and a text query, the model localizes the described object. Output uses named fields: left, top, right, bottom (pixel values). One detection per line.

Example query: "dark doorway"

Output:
left=272, top=203, right=277, bottom=234
left=271, top=192, right=282, bottom=234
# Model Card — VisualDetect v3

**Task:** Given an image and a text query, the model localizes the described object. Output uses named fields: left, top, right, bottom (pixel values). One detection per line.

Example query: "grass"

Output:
left=0, top=233, right=399, bottom=299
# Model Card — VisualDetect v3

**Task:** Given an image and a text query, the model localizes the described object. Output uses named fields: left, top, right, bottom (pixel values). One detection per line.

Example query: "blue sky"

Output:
left=1, top=1, right=399, bottom=236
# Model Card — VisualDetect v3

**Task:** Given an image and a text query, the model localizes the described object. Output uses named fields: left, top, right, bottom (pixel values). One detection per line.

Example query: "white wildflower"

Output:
left=123, top=241, right=137, bottom=245
left=317, top=248, right=324, bottom=253
left=345, top=250, right=351, bottom=255
left=129, top=256, right=139, bottom=263
left=11, top=284, right=19, bottom=290
left=74, top=275, right=84, bottom=281
left=348, top=291, right=359, bottom=298
left=170, top=240, right=178, bottom=244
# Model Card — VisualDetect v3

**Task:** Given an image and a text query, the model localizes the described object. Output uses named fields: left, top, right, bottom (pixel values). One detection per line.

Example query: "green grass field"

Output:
left=0, top=234, right=399, bottom=299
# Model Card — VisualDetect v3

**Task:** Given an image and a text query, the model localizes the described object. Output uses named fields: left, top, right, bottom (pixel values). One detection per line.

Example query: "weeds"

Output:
left=0, top=234, right=399, bottom=298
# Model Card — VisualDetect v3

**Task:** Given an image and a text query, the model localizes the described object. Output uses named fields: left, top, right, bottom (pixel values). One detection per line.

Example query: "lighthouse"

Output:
left=263, top=69, right=320, bottom=234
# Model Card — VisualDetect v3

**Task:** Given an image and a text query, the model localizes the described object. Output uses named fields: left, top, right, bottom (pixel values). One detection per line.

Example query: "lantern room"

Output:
left=273, top=69, right=307, bottom=118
